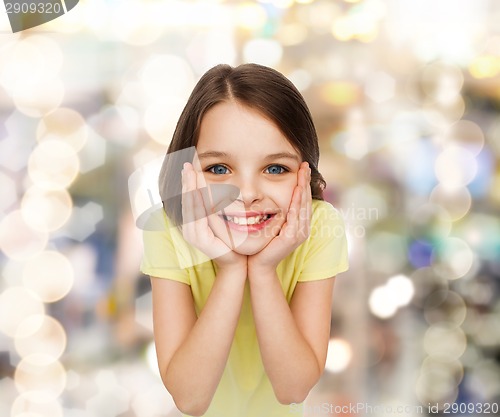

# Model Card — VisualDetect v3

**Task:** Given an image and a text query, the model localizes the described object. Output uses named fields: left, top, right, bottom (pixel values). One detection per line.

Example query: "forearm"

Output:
left=164, top=267, right=246, bottom=415
left=248, top=269, right=322, bottom=404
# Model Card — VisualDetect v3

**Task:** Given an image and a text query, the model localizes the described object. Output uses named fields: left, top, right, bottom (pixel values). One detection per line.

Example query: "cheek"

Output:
left=268, top=181, right=296, bottom=211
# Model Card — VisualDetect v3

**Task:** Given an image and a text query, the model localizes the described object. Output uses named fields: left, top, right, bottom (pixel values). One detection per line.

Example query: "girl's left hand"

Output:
left=248, top=162, right=312, bottom=275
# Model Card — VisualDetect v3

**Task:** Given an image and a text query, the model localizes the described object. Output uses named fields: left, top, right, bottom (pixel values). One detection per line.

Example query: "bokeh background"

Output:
left=1, top=0, right=500, bottom=416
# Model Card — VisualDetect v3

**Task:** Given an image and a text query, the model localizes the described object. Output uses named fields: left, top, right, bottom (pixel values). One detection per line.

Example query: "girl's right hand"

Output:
left=181, top=162, right=247, bottom=272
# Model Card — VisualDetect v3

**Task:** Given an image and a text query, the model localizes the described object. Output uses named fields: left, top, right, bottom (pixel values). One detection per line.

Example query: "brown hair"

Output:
left=159, top=63, right=326, bottom=226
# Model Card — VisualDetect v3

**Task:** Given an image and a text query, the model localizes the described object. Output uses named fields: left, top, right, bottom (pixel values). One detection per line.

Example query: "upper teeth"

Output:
left=225, top=214, right=270, bottom=225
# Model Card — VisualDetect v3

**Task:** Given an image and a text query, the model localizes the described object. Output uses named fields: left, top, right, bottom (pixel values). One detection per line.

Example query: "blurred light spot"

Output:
left=132, top=383, right=176, bottom=417
left=421, top=62, right=464, bottom=104
left=416, top=363, right=459, bottom=406
left=186, top=29, right=237, bottom=74
left=408, top=239, right=434, bottom=268
left=146, top=341, right=160, bottom=377
left=490, top=171, right=500, bottom=205
left=111, top=0, right=163, bottom=45
left=37, top=108, right=88, bottom=152
left=331, top=2, right=383, bottom=42
left=369, top=274, right=414, bottom=319
left=367, top=232, right=407, bottom=274
left=78, top=128, right=106, bottom=174
left=340, top=184, right=386, bottom=227
left=369, top=286, right=398, bottom=319
left=423, top=290, right=467, bottom=328
left=65, top=369, right=81, bottom=391
left=0, top=171, right=17, bottom=214
left=61, top=202, right=104, bottom=242
left=0, top=287, right=44, bottom=338
left=129, top=156, right=163, bottom=226
left=424, top=324, right=466, bottom=361
left=0, top=36, right=62, bottom=93
left=12, top=391, right=63, bottom=417
left=409, top=203, right=452, bottom=241
left=144, top=98, right=185, bottom=145
left=321, top=81, right=360, bottom=107
left=23, top=251, right=74, bottom=303
left=0, top=210, right=48, bottom=260
left=469, top=55, right=500, bottom=79
left=86, top=370, right=131, bottom=417
left=422, top=95, right=465, bottom=124
left=277, top=23, right=308, bottom=46
left=455, top=213, right=500, bottom=261
left=435, top=145, right=477, bottom=191
left=364, top=71, right=395, bottom=103
left=387, top=274, right=414, bottom=307
left=324, top=338, right=352, bottom=373
left=21, top=187, right=73, bottom=233
left=28, top=140, right=79, bottom=191
left=15, top=314, right=67, bottom=360
left=13, top=78, right=65, bottom=118
left=330, top=16, right=354, bottom=41
left=429, top=185, right=471, bottom=222
left=15, top=355, right=66, bottom=400
left=236, top=3, right=267, bottom=30
left=410, top=267, right=449, bottom=308
left=432, top=237, right=475, bottom=280
left=472, top=313, right=500, bottom=348
left=421, top=357, right=464, bottom=386
left=486, top=116, right=500, bottom=157
left=467, top=147, right=495, bottom=198
left=90, top=105, right=140, bottom=146
left=139, top=55, right=193, bottom=102
left=243, top=39, right=283, bottom=67
left=399, top=138, right=439, bottom=194
left=263, top=0, right=294, bottom=8
left=446, top=120, right=484, bottom=156
left=287, top=69, right=312, bottom=92
left=0, top=112, right=37, bottom=172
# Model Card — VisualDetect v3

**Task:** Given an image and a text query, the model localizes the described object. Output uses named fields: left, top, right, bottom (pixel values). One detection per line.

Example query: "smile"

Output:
left=218, top=212, right=277, bottom=231
left=222, top=214, right=272, bottom=225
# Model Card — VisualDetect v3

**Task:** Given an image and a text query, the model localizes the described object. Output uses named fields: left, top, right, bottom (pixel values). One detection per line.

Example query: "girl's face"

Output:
left=194, top=100, right=302, bottom=256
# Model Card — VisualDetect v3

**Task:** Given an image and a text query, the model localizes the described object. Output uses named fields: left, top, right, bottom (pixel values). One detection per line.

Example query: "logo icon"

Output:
left=4, top=0, right=79, bottom=33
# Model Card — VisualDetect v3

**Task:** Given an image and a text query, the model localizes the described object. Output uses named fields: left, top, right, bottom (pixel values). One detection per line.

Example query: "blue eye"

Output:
left=265, top=165, right=287, bottom=175
left=208, top=164, right=229, bottom=175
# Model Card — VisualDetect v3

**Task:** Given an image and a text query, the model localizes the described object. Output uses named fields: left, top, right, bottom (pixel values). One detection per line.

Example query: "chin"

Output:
left=225, top=235, right=274, bottom=256
left=232, top=245, right=265, bottom=256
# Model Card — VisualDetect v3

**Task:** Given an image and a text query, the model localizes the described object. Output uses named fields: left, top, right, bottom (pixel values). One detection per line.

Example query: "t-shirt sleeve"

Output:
left=298, top=201, right=349, bottom=282
left=140, top=208, right=191, bottom=284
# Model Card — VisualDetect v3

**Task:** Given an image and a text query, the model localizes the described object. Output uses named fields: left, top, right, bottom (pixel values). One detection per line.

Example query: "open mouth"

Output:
left=221, top=213, right=275, bottom=226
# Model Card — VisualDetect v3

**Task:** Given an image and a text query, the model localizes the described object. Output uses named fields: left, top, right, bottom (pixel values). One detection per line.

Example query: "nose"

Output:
left=235, top=175, right=263, bottom=206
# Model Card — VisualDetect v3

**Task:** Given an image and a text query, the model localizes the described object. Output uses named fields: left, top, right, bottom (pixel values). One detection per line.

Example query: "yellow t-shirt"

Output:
left=141, top=199, right=349, bottom=417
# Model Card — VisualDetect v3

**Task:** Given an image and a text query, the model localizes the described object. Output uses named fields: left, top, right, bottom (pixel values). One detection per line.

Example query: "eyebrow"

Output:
left=197, top=151, right=300, bottom=163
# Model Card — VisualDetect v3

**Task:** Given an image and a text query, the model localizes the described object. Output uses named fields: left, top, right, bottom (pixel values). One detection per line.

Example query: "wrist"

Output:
left=247, top=262, right=277, bottom=280
left=215, top=259, right=247, bottom=277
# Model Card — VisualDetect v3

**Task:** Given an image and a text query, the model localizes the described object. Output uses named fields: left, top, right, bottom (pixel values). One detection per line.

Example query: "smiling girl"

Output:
left=141, top=64, right=349, bottom=417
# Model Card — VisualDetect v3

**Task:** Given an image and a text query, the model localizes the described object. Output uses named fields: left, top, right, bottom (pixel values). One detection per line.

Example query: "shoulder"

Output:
left=310, top=200, right=345, bottom=235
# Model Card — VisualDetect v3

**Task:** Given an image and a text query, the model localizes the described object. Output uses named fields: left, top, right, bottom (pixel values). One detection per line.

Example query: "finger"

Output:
left=306, top=168, right=312, bottom=231
left=190, top=166, right=210, bottom=225
left=181, top=163, right=195, bottom=225
left=297, top=161, right=308, bottom=188
left=282, top=185, right=302, bottom=239
left=182, top=163, right=207, bottom=224
left=298, top=166, right=311, bottom=239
